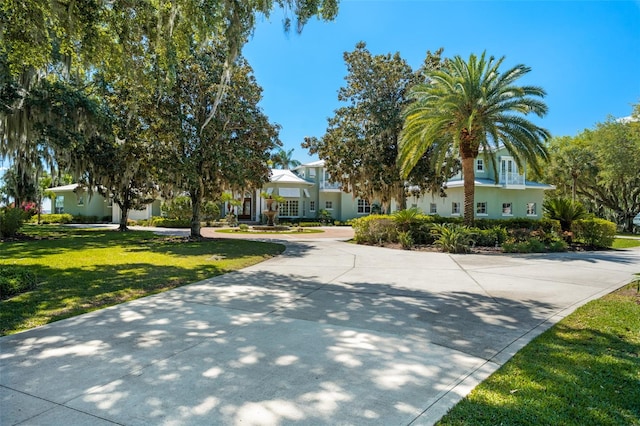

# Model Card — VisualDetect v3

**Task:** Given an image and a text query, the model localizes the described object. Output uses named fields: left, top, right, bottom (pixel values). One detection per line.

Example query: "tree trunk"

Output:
left=462, top=156, right=476, bottom=226
left=190, top=193, right=202, bottom=239
left=118, top=205, right=129, bottom=231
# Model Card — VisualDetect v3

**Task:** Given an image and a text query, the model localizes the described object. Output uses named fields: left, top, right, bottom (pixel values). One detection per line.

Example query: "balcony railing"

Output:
left=320, top=181, right=341, bottom=190
left=500, top=172, right=525, bottom=186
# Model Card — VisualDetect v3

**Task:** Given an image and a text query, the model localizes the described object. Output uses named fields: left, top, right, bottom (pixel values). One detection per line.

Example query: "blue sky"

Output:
left=242, top=0, right=640, bottom=164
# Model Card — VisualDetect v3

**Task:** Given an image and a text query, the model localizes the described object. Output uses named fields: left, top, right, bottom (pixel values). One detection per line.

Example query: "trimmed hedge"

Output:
left=149, top=217, right=191, bottom=228
left=572, top=218, right=616, bottom=248
left=0, top=265, right=38, bottom=300
left=352, top=215, right=398, bottom=245
left=33, top=213, right=73, bottom=224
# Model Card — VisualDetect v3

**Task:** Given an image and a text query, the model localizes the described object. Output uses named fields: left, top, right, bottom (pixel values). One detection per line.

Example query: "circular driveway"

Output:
left=2, top=236, right=638, bottom=425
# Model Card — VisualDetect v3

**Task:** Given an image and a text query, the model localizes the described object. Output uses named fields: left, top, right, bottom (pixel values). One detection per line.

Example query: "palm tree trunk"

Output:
left=462, top=156, right=476, bottom=226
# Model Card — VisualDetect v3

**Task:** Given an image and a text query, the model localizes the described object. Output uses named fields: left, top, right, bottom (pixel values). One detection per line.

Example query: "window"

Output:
left=476, top=159, right=484, bottom=172
left=310, top=201, right=316, bottom=212
left=309, top=169, right=316, bottom=180
left=77, top=195, right=84, bottom=206
left=502, top=202, right=513, bottom=216
left=280, top=200, right=299, bottom=217
left=55, top=196, right=64, bottom=214
left=476, top=201, right=487, bottom=215
left=429, top=203, right=437, bottom=214
left=357, top=199, right=371, bottom=214
left=106, top=197, right=113, bottom=208
left=452, top=202, right=460, bottom=215
left=526, top=202, right=537, bottom=216
left=325, top=201, right=333, bottom=210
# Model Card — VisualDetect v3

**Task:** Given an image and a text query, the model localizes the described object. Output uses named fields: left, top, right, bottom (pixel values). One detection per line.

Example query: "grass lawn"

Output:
left=612, top=237, right=640, bottom=249
left=437, top=280, right=640, bottom=426
left=0, top=225, right=284, bottom=335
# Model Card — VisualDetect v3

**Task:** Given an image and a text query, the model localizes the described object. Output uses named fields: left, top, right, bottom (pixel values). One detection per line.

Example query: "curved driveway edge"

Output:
left=1, top=233, right=638, bottom=425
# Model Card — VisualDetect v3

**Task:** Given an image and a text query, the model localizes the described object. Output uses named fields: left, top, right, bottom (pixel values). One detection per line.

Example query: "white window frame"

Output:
left=429, top=203, right=437, bottom=214
left=502, top=202, right=513, bottom=216
left=526, top=202, right=537, bottom=216
left=309, top=200, right=316, bottom=213
left=325, top=200, right=333, bottom=210
left=476, top=201, right=488, bottom=216
left=280, top=200, right=299, bottom=217
left=476, top=159, right=484, bottom=173
left=452, top=202, right=461, bottom=216
left=357, top=199, right=371, bottom=214
left=55, top=196, right=64, bottom=214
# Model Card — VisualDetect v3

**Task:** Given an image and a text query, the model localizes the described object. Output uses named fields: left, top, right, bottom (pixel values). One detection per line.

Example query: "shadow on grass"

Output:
left=438, top=317, right=640, bottom=425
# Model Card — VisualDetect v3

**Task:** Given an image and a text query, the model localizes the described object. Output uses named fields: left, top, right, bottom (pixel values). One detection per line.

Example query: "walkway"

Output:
left=1, top=232, right=639, bottom=425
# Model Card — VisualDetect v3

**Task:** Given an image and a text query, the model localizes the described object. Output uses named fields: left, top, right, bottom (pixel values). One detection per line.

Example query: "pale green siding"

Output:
left=55, top=189, right=112, bottom=219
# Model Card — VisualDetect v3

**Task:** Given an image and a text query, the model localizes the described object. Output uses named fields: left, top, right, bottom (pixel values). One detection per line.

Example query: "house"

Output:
left=46, top=184, right=161, bottom=222
left=403, top=146, right=554, bottom=220
left=48, top=147, right=553, bottom=224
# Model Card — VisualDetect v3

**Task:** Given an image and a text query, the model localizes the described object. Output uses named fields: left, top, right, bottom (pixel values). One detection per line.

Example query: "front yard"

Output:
left=0, top=225, right=284, bottom=335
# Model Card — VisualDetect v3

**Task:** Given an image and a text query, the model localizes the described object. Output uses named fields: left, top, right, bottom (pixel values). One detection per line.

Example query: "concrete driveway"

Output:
left=2, top=234, right=639, bottom=425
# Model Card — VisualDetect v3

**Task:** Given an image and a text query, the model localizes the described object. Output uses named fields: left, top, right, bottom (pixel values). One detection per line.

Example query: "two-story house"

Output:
left=404, top=146, right=554, bottom=220
left=48, top=146, right=553, bottom=224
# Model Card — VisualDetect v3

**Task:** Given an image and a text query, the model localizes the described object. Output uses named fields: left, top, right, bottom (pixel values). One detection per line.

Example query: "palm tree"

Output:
left=270, top=148, right=301, bottom=169
left=398, top=52, right=550, bottom=226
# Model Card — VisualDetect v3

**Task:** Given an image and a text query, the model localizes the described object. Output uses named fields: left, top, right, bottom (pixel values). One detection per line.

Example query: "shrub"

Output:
left=150, top=217, right=191, bottom=228
left=572, top=218, right=616, bottom=248
left=318, top=209, right=333, bottom=224
left=299, top=222, right=322, bottom=227
left=161, top=196, right=192, bottom=220
left=502, top=239, right=545, bottom=253
left=0, top=207, right=25, bottom=238
left=393, top=208, right=422, bottom=232
left=239, top=223, right=249, bottom=231
left=393, top=208, right=435, bottom=244
left=431, top=224, right=475, bottom=253
left=201, top=201, right=221, bottom=224
left=35, top=213, right=73, bottom=224
left=473, top=226, right=508, bottom=247
left=543, top=197, right=589, bottom=232
left=0, top=265, right=37, bottom=300
left=352, top=215, right=398, bottom=245
left=398, top=231, right=414, bottom=250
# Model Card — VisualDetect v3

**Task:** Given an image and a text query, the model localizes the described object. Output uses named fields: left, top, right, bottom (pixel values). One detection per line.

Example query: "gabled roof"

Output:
left=269, top=169, right=313, bottom=185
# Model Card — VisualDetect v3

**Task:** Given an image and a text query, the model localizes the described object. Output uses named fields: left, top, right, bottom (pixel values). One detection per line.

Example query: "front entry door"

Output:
left=238, top=197, right=252, bottom=220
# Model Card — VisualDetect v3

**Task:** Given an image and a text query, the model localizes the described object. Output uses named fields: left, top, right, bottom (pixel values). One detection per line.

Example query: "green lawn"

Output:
left=612, top=237, right=640, bottom=249
left=0, top=225, right=284, bottom=335
left=437, top=280, right=640, bottom=426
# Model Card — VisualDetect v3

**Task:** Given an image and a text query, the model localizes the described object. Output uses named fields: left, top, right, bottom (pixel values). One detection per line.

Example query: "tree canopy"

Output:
left=1, top=0, right=338, bottom=223
left=399, top=51, right=550, bottom=225
left=157, top=47, right=279, bottom=238
left=303, top=42, right=453, bottom=212
left=544, top=104, right=640, bottom=231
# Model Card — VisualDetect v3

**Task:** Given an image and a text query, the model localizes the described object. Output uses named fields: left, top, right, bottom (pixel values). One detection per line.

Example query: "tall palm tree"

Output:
left=270, top=148, right=301, bottom=169
left=398, top=52, right=550, bottom=225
